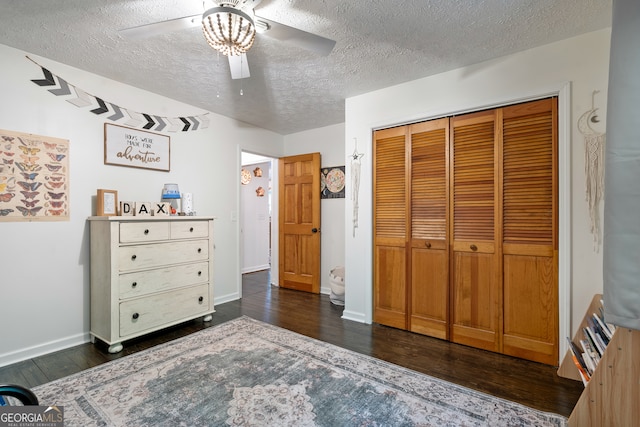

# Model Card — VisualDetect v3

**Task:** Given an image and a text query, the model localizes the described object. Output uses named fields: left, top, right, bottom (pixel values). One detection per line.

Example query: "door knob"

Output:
left=425, top=242, right=432, bottom=248
left=311, top=228, right=319, bottom=233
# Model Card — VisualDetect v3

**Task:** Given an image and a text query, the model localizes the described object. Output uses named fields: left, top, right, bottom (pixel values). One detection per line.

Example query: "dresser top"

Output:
left=88, top=216, right=215, bottom=221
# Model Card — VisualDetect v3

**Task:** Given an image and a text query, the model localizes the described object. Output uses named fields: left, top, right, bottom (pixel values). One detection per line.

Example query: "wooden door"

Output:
left=409, top=119, right=450, bottom=338
left=373, top=126, right=408, bottom=329
left=278, top=153, right=321, bottom=293
left=501, top=98, right=558, bottom=365
left=450, top=110, right=501, bottom=352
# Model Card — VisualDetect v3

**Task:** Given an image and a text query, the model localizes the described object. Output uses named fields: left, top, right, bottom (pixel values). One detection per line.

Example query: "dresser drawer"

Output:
left=120, top=222, right=170, bottom=243
left=118, top=261, right=209, bottom=299
left=119, top=284, right=210, bottom=337
left=119, top=240, right=209, bottom=271
left=170, top=221, right=209, bottom=239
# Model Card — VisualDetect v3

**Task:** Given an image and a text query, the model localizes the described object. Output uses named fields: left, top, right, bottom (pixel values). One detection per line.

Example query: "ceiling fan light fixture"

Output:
left=202, top=6, right=256, bottom=56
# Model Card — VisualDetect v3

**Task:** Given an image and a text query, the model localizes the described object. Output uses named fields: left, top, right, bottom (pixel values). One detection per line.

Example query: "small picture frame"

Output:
left=97, top=189, right=118, bottom=216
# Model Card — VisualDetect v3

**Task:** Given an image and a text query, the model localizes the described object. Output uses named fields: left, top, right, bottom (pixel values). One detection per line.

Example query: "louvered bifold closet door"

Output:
left=373, top=126, right=408, bottom=329
left=409, top=119, right=449, bottom=338
left=450, top=110, right=500, bottom=352
left=501, top=98, right=558, bottom=365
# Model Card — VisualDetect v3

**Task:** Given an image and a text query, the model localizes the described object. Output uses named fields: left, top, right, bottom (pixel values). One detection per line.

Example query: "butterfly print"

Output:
left=3, top=151, right=14, bottom=156
left=1, top=136, right=14, bottom=142
left=16, top=163, right=41, bottom=172
left=16, top=206, right=43, bottom=217
left=48, top=175, right=64, bottom=181
left=21, top=172, right=39, bottom=181
left=44, top=164, right=62, bottom=172
left=17, top=181, right=42, bottom=191
left=46, top=209, right=64, bottom=216
left=2, top=158, right=13, bottom=165
left=56, top=146, right=68, bottom=153
left=48, top=200, right=65, bottom=208
left=0, top=208, right=14, bottom=216
left=18, top=146, right=41, bottom=155
left=0, top=192, right=16, bottom=202
left=43, top=142, right=57, bottom=150
left=21, top=199, right=41, bottom=208
left=20, top=155, right=40, bottom=163
left=20, top=191, right=39, bottom=200
left=45, top=181, right=65, bottom=190
left=47, top=191, right=65, bottom=200
left=47, top=153, right=66, bottom=162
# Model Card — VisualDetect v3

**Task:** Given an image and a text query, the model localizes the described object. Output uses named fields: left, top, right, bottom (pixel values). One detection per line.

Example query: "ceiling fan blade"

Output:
left=228, top=53, right=251, bottom=79
left=255, top=16, right=336, bottom=56
left=119, top=14, right=202, bottom=39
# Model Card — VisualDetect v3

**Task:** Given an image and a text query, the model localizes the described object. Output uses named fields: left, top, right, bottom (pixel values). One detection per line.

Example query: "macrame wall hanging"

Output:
left=350, top=138, right=364, bottom=237
left=578, top=90, right=606, bottom=250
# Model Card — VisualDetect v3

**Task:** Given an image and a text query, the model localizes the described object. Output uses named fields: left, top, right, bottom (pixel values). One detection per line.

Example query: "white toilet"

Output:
left=329, top=266, right=345, bottom=306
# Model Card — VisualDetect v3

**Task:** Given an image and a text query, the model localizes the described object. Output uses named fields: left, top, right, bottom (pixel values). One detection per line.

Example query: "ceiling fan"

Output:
left=119, top=0, right=336, bottom=79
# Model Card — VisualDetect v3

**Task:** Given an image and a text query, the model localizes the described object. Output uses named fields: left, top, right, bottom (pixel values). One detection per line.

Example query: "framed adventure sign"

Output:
left=104, top=123, right=170, bottom=172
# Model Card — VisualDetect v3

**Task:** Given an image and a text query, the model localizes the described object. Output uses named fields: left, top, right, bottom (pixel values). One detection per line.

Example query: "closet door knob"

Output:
left=189, top=227, right=194, bottom=232
left=197, top=248, right=202, bottom=253
left=144, top=229, right=149, bottom=235
left=198, top=271, right=202, bottom=276
left=132, top=313, right=139, bottom=320
left=131, top=282, right=137, bottom=288
left=198, top=296, right=204, bottom=303
left=470, top=244, right=478, bottom=251
left=131, top=254, right=137, bottom=261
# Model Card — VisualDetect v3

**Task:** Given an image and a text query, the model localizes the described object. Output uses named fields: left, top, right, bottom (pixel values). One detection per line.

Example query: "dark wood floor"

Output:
left=1, top=270, right=583, bottom=417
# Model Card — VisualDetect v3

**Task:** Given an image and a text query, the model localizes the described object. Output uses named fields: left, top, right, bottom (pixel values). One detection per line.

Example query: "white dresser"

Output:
left=88, top=216, right=215, bottom=353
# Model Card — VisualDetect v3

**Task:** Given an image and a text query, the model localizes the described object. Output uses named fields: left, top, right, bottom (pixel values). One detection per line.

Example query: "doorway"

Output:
left=240, top=152, right=274, bottom=285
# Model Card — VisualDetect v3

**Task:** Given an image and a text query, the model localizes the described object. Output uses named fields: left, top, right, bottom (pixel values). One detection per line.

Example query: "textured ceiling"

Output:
left=0, top=0, right=611, bottom=135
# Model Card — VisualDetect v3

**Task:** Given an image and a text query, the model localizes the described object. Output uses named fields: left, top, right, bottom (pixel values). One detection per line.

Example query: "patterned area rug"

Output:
left=34, top=317, right=567, bottom=426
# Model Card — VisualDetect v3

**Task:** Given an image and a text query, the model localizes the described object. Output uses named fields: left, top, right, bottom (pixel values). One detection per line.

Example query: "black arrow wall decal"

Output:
left=180, top=117, right=191, bottom=132
left=27, top=56, right=209, bottom=133
left=90, top=97, right=109, bottom=115
left=142, top=114, right=156, bottom=130
left=31, top=67, right=56, bottom=86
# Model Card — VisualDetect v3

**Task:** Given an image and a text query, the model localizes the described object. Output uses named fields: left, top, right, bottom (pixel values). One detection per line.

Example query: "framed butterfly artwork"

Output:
left=0, top=128, right=70, bottom=222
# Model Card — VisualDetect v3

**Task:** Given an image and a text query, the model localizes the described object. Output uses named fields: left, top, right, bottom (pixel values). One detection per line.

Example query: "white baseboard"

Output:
left=214, top=292, right=240, bottom=305
left=0, top=332, right=89, bottom=368
left=341, top=310, right=367, bottom=324
left=241, top=264, right=271, bottom=274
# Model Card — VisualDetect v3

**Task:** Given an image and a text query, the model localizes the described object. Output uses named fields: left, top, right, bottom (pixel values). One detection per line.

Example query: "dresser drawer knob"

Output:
left=131, top=254, right=137, bottom=261
left=470, top=244, right=478, bottom=251
left=198, top=271, right=202, bottom=276
left=425, top=242, right=431, bottom=248
left=132, top=312, right=139, bottom=320
left=190, top=227, right=194, bottom=232
left=197, top=248, right=202, bottom=253
left=144, top=229, right=149, bottom=235
left=198, top=296, right=204, bottom=303
left=131, top=282, right=137, bottom=288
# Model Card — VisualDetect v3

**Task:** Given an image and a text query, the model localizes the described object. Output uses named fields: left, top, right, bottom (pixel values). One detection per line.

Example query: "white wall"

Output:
left=284, top=123, right=346, bottom=294
left=240, top=160, right=272, bottom=273
left=0, top=44, right=284, bottom=366
left=343, top=29, right=611, bottom=345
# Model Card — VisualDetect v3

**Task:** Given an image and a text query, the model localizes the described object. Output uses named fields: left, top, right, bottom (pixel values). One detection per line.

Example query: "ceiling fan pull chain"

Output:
left=240, top=54, right=244, bottom=95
